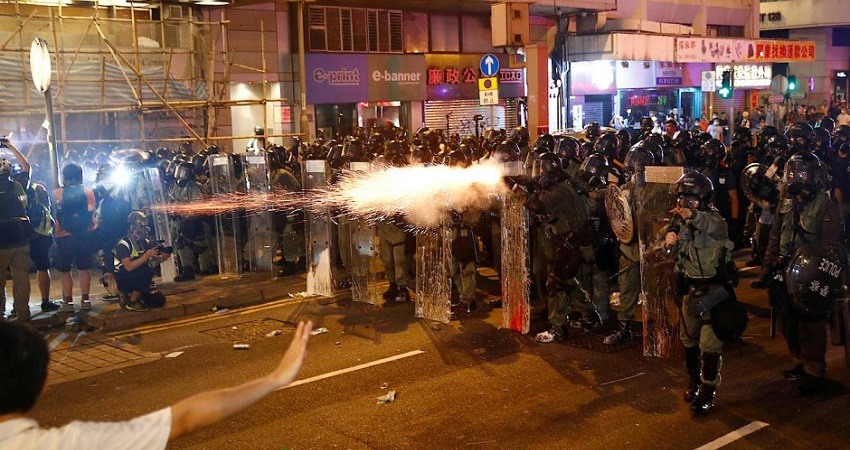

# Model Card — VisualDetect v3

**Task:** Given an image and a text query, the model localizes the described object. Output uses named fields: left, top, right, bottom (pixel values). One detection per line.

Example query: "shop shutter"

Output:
left=424, top=99, right=519, bottom=137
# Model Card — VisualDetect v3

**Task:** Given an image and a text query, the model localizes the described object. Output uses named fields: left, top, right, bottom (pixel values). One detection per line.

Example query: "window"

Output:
left=308, top=5, right=402, bottom=53
left=707, top=25, right=745, bottom=38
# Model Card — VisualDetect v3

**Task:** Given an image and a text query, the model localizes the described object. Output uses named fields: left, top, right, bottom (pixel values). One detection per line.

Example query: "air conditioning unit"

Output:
left=491, top=3, right=529, bottom=47
left=163, top=5, right=183, bottom=20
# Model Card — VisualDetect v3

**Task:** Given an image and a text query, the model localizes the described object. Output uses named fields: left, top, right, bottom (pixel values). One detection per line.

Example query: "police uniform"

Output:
left=604, top=180, right=641, bottom=345
left=271, top=167, right=304, bottom=273
left=377, top=219, right=411, bottom=302
left=168, top=180, right=211, bottom=278
left=450, top=207, right=480, bottom=315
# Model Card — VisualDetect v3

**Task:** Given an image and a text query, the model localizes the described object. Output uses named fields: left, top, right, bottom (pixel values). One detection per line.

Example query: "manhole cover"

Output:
left=201, top=318, right=296, bottom=342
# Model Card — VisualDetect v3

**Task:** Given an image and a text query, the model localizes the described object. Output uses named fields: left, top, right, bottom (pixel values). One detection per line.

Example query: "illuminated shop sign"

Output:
left=714, top=64, right=772, bottom=88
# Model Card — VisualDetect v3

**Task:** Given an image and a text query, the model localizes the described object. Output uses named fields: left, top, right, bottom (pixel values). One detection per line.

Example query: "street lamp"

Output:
left=30, top=38, right=59, bottom=191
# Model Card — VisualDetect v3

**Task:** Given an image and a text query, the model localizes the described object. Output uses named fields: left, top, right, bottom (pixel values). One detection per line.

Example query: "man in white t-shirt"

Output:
left=0, top=320, right=312, bottom=449
left=836, top=108, right=850, bottom=127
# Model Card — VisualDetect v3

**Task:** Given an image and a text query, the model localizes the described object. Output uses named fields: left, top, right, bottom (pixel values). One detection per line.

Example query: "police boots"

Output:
left=691, top=352, right=721, bottom=415
left=174, top=266, right=196, bottom=282
left=603, top=320, right=632, bottom=345
left=382, top=283, right=398, bottom=301
left=683, top=347, right=701, bottom=403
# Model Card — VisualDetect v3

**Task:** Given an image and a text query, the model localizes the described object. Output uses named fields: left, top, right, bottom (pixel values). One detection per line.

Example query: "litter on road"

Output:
left=310, top=327, right=329, bottom=336
left=165, top=351, right=184, bottom=358
left=265, top=329, right=283, bottom=337
left=376, top=390, right=397, bottom=404
left=233, top=344, right=251, bottom=350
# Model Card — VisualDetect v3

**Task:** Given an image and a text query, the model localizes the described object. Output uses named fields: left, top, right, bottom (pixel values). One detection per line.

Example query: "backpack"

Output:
left=0, top=180, right=31, bottom=245
left=58, top=184, right=92, bottom=235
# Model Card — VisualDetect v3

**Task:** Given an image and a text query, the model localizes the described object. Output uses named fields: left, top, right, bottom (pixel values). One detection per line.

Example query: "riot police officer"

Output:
left=169, top=162, right=207, bottom=281
left=664, top=171, right=735, bottom=415
left=578, top=154, right=615, bottom=325
left=771, top=152, right=843, bottom=395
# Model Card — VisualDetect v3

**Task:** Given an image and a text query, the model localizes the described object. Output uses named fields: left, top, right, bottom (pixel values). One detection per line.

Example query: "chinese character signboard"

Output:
left=425, top=54, right=525, bottom=101
left=714, top=64, right=772, bottom=88
left=305, top=54, right=426, bottom=104
left=675, top=38, right=815, bottom=63
left=655, top=62, right=682, bottom=86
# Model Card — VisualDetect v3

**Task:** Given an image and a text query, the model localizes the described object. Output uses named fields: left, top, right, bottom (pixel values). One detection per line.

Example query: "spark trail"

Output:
left=154, top=161, right=509, bottom=229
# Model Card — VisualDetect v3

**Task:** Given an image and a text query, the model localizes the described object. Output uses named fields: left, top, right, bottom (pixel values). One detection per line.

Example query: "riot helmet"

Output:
left=732, top=127, right=752, bottom=148
left=155, top=147, right=173, bottom=162
left=622, top=144, right=655, bottom=182
left=533, top=133, right=556, bottom=153
left=694, top=132, right=713, bottom=149
left=174, top=161, right=196, bottom=187
left=510, top=126, right=530, bottom=148
left=206, top=144, right=221, bottom=155
left=579, top=153, right=609, bottom=188
left=670, top=129, right=692, bottom=149
left=674, top=171, right=714, bottom=211
left=639, top=116, right=654, bottom=133
left=765, top=134, right=790, bottom=159
left=412, top=145, right=435, bottom=165
left=593, top=133, right=618, bottom=159
left=834, top=124, right=850, bottom=147
left=442, top=150, right=470, bottom=168
left=328, top=144, right=346, bottom=170
left=810, top=127, right=832, bottom=155
left=819, top=116, right=835, bottom=133
left=492, top=140, right=520, bottom=163
left=531, top=152, right=561, bottom=178
left=640, top=139, right=665, bottom=166
left=254, top=125, right=265, bottom=135
left=556, top=136, right=581, bottom=160
left=783, top=151, right=822, bottom=201
left=786, top=122, right=814, bottom=152
left=584, top=122, right=602, bottom=141
left=698, top=139, right=726, bottom=169
left=757, top=125, right=779, bottom=149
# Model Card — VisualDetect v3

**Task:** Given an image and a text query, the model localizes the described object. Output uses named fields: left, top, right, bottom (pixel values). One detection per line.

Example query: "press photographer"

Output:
left=114, top=211, right=172, bottom=311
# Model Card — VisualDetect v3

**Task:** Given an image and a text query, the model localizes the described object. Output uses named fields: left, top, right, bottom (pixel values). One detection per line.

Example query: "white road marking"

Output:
left=282, top=350, right=426, bottom=390
left=109, top=296, right=313, bottom=338
left=738, top=266, right=760, bottom=272
left=695, top=421, right=770, bottom=450
left=48, top=333, right=69, bottom=351
left=598, top=371, right=646, bottom=386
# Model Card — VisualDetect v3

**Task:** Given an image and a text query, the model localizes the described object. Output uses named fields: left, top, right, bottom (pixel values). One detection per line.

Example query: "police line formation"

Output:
left=1, top=118, right=849, bottom=416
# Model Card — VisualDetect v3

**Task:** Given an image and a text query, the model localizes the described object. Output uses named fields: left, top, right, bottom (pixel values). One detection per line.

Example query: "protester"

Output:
left=0, top=320, right=312, bottom=448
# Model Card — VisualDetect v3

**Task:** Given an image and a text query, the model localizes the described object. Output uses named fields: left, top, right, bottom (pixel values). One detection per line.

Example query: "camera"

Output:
left=144, top=239, right=173, bottom=255
left=0, top=135, right=8, bottom=147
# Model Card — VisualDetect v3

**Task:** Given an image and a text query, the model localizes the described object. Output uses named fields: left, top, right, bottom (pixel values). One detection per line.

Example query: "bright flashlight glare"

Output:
left=109, top=165, right=132, bottom=187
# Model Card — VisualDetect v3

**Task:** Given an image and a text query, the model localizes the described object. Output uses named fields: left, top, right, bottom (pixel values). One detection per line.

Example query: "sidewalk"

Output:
left=2, top=270, right=315, bottom=332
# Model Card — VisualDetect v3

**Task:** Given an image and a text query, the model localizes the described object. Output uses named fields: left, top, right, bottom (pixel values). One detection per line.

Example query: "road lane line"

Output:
left=598, top=371, right=645, bottom=386
left=282, top=350, right=426, bottom=390
left=48, top=332, right=69, bottom=351
left=695, top=421, right=769, bottom=450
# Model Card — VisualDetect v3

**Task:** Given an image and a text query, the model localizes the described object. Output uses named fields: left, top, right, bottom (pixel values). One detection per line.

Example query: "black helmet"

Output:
left=783, top=151, right=822, bottom=200
left=623, top=144, right=655, bottom=182
left=732, top=127, right=752, bottom=146
left=639, top=116, right=654, bottom=131
left=757, top=125, right=779, bottom=148
left=699, top=139, right=726, bottom=169
left=593, top=133, right=618, bottom=159
left=510, top=126, right=530, bottom=147
left=412, top=145, right=435, bottom=165
left=579, top=153, right=609, bottom=184
left=442, top=150, right=470, bottom=168
left=556, top=137, right=581, bottom=159
left=174, top=161, right=196, bottom=186
left=786, top=242, right=850, bottom=317
left=492, top=140, right=520, bottom=163
left=254, top=125, right=264, bottom=135
left=810, top=127, right=832, bottom=155
left=532, top=152, right=562, bottom=179
left=584, top=122, right=602, bottom=141
left=206, top=144, right=221, bottom=155
left=674, top=171, right=714, bottom=210
left=342, top=138, right=367, bottom=162
left=328, top=144, right=346, bottom=170
left=765, top=134, right=790, bottom=159
left=819, top=116, right=835, bottom=133
left=155, top=146, right=173, bottom=161
left=534, top=133, right=556, bottom=153
left=640, top=140, right=664, bottom=165
left=834, top=124, right=850, bottom=147
left=786, top=122, right=814, bottom=151
left=694, top=132, right=713, bottom=148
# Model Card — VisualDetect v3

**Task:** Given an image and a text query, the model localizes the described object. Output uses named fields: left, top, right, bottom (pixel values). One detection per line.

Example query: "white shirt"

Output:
left=0, top=407, right=171, bottom=450
left=837, top=112, right=850, bottom=127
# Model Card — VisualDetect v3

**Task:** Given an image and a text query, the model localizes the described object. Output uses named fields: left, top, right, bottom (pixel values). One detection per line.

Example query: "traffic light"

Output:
left=787, top=75, right=797, bottom=92
left=718, top=70, right=733, bottom=99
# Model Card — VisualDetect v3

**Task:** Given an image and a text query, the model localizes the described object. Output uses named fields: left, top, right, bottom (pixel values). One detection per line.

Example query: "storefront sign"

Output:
left=714, top=64, right=772, bottom=88
left=625, top=90, right=671, bottom=108
left=675, top=38, right=815, bottom=63
left=305, top=54, right=426, bottom=104
left=655, top=62, right=682, bottom=86
left=425, top=53, right=525, bottom=101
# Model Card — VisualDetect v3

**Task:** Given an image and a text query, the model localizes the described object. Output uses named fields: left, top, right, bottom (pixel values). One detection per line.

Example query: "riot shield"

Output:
left=500, top=161, right=531, bottom=333
left=303, top=160, right=337, bottom=297
left=140, top=168, right=177, bottom=283
left=347, top=162, right=383, bottom=304
left=243, top=153, right=276, bottom=277
left=415, top=221, right=452, bottom=323
left=637, top=166, right=683, bottom=358
left=207, top=154, right=243, bottom=277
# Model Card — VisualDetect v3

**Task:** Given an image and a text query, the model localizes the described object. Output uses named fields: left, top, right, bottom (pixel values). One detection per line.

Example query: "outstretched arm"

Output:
left=3, top=138, right=30, bottom=173
left=168, top=320, right=313, bottom=440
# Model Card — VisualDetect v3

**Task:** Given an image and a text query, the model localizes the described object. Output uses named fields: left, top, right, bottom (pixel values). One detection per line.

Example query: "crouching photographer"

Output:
left=114, top=211, right=172, bottom=311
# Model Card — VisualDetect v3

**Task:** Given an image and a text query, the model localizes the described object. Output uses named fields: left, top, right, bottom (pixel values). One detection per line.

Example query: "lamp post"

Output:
left=287, top=0, right=312, bottom=142
left=30, top=38, right=59, bottom=191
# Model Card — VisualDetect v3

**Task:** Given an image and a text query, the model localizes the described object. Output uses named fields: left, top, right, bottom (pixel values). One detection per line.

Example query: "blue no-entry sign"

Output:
left=480, top=54, right=499, bottom=78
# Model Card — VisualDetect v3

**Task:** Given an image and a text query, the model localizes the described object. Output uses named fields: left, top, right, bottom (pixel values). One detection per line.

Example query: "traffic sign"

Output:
left=480, top=54, right=499, bottom=77
left=479, top=90, right=499, bottom=106
left=478, top=77, right=498, bottom=91
left=700, top=70, right=715, bottom=92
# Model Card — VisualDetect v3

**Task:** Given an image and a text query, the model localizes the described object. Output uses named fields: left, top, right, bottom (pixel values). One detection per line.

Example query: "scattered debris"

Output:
left=379, top=383, right=388, bottom=390
left=165, top=351, right=184, bottom=358
left=310, top=327, right=329, bottom=336
left=215, top=308, right=230, bottom=315
left=231, top=326, right=238, bottom=330
left=265, top=329, right=283, bottom=337
left=335, top=341, right=341, bottom=346
left=233, top=343, right=250, bottom=350
left=376, top=390, right=397, bottom=404
left=288, top=291, right=314, bottom=298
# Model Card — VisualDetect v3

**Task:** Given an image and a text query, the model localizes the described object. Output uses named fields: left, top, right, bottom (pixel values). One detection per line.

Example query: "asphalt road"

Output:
left=31, top=265, right=850, bottom=449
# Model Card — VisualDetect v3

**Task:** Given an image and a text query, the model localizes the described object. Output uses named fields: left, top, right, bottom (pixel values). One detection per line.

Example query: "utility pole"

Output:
left=289, top=0, right=313, bottom=142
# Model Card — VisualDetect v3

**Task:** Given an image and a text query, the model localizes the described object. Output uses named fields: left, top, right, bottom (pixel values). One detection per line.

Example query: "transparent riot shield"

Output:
left=303, top=160, right=337, bottom=297
left=140, top=168, right=177, bottom=283
left=637, top=166, right=683, bottom=358
left=415, top=220, right=452, bottom=323
left=500, top=161, right=531, bottom=333
left=243, top=154, right=275, bottom=277
left=348, top=162, right=383, bottom=304
left=208, top=154, right=242, bottom=277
